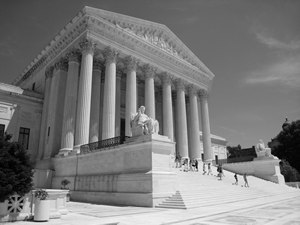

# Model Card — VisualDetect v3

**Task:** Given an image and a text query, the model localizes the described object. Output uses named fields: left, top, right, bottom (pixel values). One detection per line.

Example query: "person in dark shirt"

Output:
left=234, top=173, right=238, bottom=185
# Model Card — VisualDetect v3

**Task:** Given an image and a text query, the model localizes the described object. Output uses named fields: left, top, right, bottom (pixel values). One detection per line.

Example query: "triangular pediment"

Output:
left=84, top=7, right=213, bottom=78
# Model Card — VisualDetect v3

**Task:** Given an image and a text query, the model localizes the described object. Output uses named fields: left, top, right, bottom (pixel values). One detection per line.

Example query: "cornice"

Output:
left=12, top=7, right=214, bottom=91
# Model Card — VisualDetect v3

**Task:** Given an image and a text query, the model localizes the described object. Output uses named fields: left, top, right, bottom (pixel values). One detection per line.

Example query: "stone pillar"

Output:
left=44, top=58, right=68, bottom=158
left=175, top=79, right=189, bottom=160
left=115, top=69, right=122, bottom=136
left=37, top=66, right=54, bottom=160
left=162, top=73, right=174, bottom=141
left=197, top=97, right=201, bottom=131
left=89, top=59, right=102, bottom=143
left=58, top=49, right=80, bottom=156
left=200, top=90, right=213, bottom=162
left=124, top=56, right=139, bottom=136
left=73, top=39, right=95, bottom=153
left=188, top=85, right=201, bottom=161
left=102, top=47, right=118, bottom=140
left=143, top=64, right=156, bottom=119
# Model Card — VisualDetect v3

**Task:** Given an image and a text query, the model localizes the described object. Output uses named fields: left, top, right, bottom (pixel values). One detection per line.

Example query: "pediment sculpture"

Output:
left=130, top=106, right=159, bottom=137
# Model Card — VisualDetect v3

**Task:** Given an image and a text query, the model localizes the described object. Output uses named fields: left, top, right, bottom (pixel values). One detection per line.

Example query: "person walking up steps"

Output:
left=234, top=173, right=238, bottom=185
left=218, top=165, right=223, bottom=180
left=203, top=163, right=206, bottom=175
left=243, top=173, right=249, bottom=187
left=207, top=163, right=213, bottom=175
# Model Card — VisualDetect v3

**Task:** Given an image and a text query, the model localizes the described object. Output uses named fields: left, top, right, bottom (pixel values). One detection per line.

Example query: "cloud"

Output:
left=244, top=55, right=300, bottom=89
left=255, top=32, right=300, bottom=50
left=0, top=39, right=18, bottom=57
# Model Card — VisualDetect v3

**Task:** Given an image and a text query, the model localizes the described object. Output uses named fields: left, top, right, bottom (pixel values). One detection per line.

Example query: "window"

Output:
left=18, top=127, right=30, bottom=150
left=0, top=124, right=5, bottom=139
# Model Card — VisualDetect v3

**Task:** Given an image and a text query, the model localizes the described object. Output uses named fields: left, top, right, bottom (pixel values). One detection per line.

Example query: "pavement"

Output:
left=5, top=191, right=300, bottom=225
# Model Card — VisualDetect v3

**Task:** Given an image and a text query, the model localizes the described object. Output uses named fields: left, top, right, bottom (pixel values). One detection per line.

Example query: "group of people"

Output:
left=175, top=154, right=250, bottom=187
left=175, top=154, right=198, bottom=172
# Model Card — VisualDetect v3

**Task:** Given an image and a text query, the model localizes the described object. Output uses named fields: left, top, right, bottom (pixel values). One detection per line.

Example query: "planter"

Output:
left=34, top=200, right=50, bottom=222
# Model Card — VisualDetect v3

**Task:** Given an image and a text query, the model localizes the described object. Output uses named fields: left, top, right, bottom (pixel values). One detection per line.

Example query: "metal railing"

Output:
left=80, top=136, right=130, bottom=154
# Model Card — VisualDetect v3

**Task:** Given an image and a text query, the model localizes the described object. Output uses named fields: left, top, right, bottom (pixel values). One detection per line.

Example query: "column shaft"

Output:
left=200, top=91, right=213, bottom=162
left=102, top=49, right=118, bottom=140
left=73, top=41, right=95, bottom=153
left=125, top=57, right=138, bottom=136
left=162, top=74, right=174, bottom=141
left=37, top=67, right=53, bottom=159
left=176, top=80, right=189, bottom=159
left=59, top=51, right=80, bottom=155
left=115, top=71, right=121, bottom=136
left=144, top=65, right=155, bottom=119
left=188, top=87, right=201, bottom=160
left=89, top=61, right=102, bottom=142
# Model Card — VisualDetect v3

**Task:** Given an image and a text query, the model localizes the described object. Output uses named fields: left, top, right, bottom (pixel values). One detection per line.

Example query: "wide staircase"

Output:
left=156, top=167, right=299, bottom=209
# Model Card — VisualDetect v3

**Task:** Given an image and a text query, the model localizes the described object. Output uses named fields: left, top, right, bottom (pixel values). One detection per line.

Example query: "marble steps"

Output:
left=156, top=168, right=299, bottom=209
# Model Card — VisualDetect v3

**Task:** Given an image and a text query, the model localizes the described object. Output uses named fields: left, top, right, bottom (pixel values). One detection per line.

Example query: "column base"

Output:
left=69, top=145, right=80, bottom=156
left=56, top=148, right=72, bottom=157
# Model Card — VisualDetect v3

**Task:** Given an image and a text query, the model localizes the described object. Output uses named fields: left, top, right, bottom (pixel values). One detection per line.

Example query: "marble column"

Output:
left=188, top=85, right=201, bottom=161
left=115, top=69, right=122, bottom=136
left=73, top=39, right=95, bottom=153
left=102, top=47, right=118, bottom=140
left=89, top=59, right=102, bottom=143
left=58, top=49, right=80, bottom=156
left=124, top=56, right=138, bottom=136
left=45, top=58, right=68, bottom=158
left=162, top=73, right=174, bottom=141
left=175, top=79, right=189, bottom=160
left=143, top=64, right=156, bottom=119
left=200, top=90, right=213, bottom=162
left=37, top=66, right=54, bottom=160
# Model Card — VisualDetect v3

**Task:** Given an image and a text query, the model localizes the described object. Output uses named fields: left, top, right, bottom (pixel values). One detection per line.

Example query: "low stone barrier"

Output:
left=0, top=189, right=69, bottom=222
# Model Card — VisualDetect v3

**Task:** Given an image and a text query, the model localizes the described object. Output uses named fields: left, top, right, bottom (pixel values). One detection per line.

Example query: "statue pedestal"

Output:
left=52, top=134, right=177, bottom=207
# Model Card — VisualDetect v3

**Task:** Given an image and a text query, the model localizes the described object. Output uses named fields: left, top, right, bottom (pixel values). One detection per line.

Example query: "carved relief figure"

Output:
left=130, top=106, right=159, bottom=137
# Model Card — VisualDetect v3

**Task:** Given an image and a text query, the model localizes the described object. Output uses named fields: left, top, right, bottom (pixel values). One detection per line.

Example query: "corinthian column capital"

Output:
left=124, top=56, right=139, bottom=73
left=199, top=89, right=209, bottom=99
left=142, top=64, right=156, bottom=79
left=161, top=72, right=173, bottom=85
left=175, top=78, right=187, bottom=91
left=67, top=48, right=81, bottom=63
left=93, top=59, right=103, bottom=71
left=45, top=66, right=54, bottom=79
left=187, top=84, right=199, bottom=96
left=79, top=38, right=97, bottom=54
left=54, top=57, right=68, bottom=72
left=102, top=47, right=119, bottom=64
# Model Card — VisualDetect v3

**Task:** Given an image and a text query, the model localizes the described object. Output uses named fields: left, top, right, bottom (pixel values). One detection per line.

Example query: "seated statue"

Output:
left=255, top=139, right=272, bottom=158
left=130, top=106, right=159, bottom=137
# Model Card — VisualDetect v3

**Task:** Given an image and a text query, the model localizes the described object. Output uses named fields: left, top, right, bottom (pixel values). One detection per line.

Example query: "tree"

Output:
left=279, top=159, right=300, bottom=182
left=227, top=145, right=242, bottom=158
left=0, top=133, right=35, bottom=202
left=273, top=120, right=300, bottom=173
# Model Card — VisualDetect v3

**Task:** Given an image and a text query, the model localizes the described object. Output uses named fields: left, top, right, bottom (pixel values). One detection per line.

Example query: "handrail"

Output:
left=80, top=136, right=130, bottom=154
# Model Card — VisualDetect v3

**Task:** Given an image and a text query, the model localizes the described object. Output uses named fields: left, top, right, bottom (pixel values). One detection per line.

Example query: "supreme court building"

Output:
left=0, top=7, right=227, bottom=172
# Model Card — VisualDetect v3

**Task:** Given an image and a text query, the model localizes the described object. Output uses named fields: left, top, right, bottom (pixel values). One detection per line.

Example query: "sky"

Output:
left=0, top=0, right=299, bottom=148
